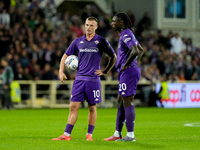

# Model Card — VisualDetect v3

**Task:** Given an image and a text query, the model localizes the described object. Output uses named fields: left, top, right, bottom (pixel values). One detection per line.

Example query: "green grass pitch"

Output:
left=0, top=107, right=200, bottom=150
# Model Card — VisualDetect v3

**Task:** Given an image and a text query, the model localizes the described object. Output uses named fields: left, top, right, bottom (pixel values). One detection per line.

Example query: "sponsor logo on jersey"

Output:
left=80, top=47, right=99, bottom=53
left=122, top=92, right=126, bottom=95
left=95, top=98, right=99, bottom=101
left=124, top=38, right=131, bottom=43
left=80, top=41, right=84, bottom=44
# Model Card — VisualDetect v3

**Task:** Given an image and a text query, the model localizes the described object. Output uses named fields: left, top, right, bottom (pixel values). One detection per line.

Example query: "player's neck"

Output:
left=120, top=27, right=126, bottom=33
left=86, top=33, right=95, bottom=41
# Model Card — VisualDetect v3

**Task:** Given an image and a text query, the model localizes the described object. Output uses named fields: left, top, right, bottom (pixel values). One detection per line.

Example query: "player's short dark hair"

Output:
left=86, top=16, right=98, bottom=24
left=114, top=12, right=132, bottom=29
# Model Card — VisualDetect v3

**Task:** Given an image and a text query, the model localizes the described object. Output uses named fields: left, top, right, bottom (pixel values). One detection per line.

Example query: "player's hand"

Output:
left=59, top=72, right=67, bottom=83
left=121, top=65, right=128, bottom=71
left=95, top=70, right=104, bottom=76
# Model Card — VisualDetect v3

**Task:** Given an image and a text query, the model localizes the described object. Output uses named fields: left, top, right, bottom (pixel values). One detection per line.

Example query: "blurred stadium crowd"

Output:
left=0, top=0, right=200, bottom=84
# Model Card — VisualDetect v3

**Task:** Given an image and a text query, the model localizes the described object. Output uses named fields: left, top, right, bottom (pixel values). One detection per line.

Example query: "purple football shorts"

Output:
left=71, top=80, right=102, bottom=104
left=118, top=66, right=141, bottom=97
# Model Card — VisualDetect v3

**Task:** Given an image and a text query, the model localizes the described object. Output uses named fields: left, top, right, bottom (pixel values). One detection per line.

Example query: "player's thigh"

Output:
left=122, top=95, right=134, bottom=107
left=117, top=94, right=123, bottom=107
left=70, top=101, right=82, bottom=111
left=71, top=80, right=85, bottom=102
left=85, top=81, right=102, bottom=105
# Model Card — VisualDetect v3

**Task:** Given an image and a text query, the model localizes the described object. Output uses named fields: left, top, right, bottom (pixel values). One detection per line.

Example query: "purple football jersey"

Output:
left=116, top=28, right=139, bottom=72
left=65, top=34, right=115, bottom=81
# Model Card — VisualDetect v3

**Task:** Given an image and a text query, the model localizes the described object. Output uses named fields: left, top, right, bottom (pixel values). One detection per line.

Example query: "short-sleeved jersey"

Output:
left=65, top=34, right=115, bottom=82
left=116, top=28, right=139, bottom=72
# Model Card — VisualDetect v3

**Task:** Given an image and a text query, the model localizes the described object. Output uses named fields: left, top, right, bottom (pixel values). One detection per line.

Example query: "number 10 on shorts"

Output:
left=93, top=90, right=100, bottom=98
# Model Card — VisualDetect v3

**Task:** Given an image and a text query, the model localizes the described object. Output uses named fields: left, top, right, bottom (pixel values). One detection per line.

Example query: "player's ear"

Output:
left=119, top=20, right=123, bottom=25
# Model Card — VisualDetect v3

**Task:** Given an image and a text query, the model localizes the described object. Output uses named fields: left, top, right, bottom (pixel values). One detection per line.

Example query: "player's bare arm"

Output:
left=59, top=53, right=68, bottom=83
left=136, top=44, right=144, bottom=61
left=121, top=45, right=139, bottom=71
left=103, top=53, right=117, bottom=74
left=95, top=53, right=117, bottom=76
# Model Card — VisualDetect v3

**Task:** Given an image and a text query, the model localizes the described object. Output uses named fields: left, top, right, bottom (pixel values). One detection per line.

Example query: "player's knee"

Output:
left=69, top=103, right=79, bottom=112
left=117, top=100, right=123, bottom=107
left=89, top=105, right=96, bottom=113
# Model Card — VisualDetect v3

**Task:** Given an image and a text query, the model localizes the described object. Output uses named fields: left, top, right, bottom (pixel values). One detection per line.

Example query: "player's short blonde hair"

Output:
left=86, top=16, right=98, bottom=24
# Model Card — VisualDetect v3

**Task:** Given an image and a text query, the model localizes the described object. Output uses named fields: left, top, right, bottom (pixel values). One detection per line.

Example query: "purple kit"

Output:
left=65, top=34, right=115, bottom=103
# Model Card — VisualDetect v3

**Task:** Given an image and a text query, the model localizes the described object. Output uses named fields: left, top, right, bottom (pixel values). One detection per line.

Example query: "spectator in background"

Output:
left=164, top=55, right=176, bottom=77
left=170, top=33, right=184, bottom=54
left=0, top=9, right=10, bottom=28
left=0, top=1, right=5, bottom=12
left=0, top=57, right=14, bottom=109
left=127, top=10, right=135, bottom=27
left=184, top=55, right=193, bottom=80
left=149, top=44, right=160, bottom=63
left=185, top=38, right=195, bottom=53
left=155, top=30, right=170, bottom=49
left=71, top=15, right=84, bottom=38
left=156, top=55, right=165, bottom=75
left=19, top=49, right=30, bottom=68
left=191, top=60, right=200, bottom=80
left=135, top=12, right=151, bottom=38
left=96, top=19, right=107, bottom=37
left=41, top=63, right=54, bottom=81
left=178, top=71, right=186, bottom=81
left=38, top=63, right=55, bottom=96
left=175, top=54, right=186, bottom=73
left=157, top=74, right=169, bottom=107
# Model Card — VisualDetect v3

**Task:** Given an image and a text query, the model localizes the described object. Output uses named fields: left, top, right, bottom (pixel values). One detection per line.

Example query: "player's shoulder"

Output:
left=122, top=29, right=134, bottom=37
left=121, top=29, right=136, bottom=41
left=95, top=34, right=104, bottom=40
left=95, top=34, right=107, bottom=43
left=71, top=35, right=85, bottom=44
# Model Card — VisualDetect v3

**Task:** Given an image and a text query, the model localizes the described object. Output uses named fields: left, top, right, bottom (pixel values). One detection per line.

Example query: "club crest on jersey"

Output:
left=95, top=40, right=99, bottom=44
left=80, top=41, right=84, bottom=44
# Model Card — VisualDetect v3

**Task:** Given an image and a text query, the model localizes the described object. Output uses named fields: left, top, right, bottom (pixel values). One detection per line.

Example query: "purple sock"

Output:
left=64, top=124, right=74, bottom=134
left=87, top=124, right=95, bottom=134
left=116, top=106, right=125, bottom=132
left=125, top=105, right=135, bottom=132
